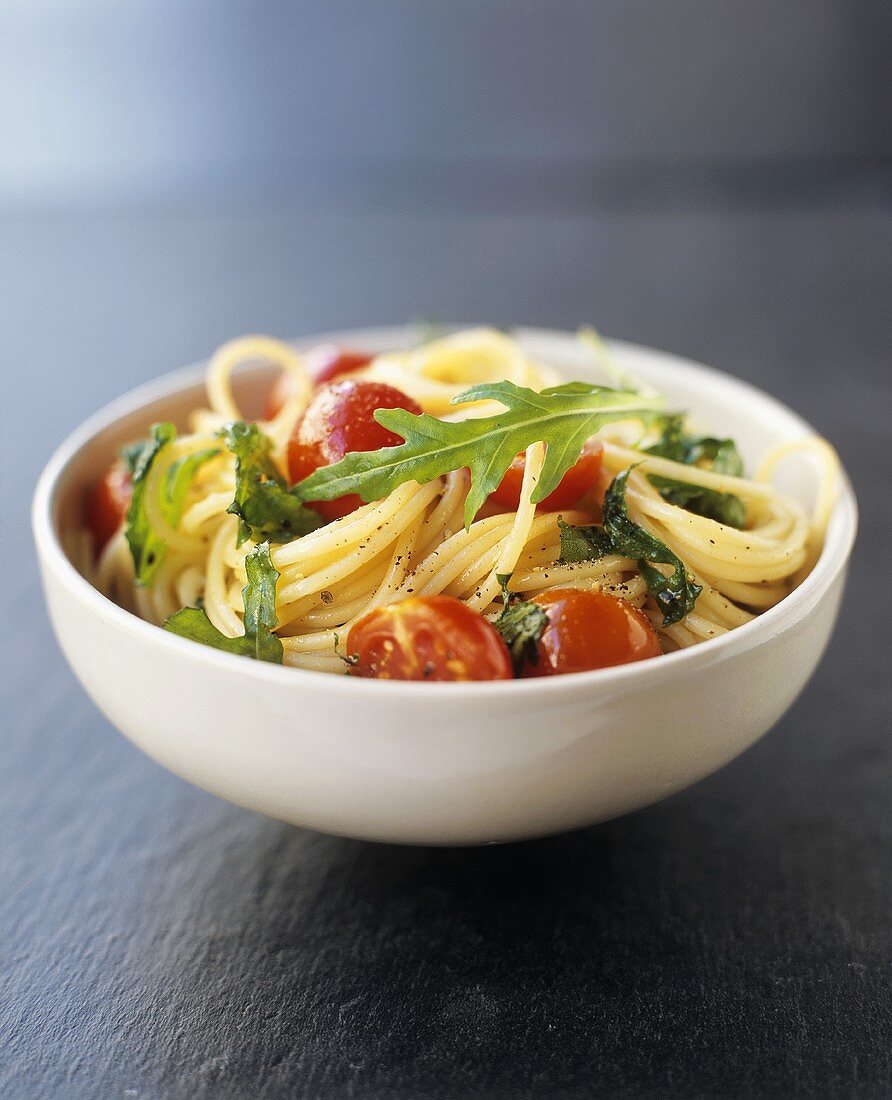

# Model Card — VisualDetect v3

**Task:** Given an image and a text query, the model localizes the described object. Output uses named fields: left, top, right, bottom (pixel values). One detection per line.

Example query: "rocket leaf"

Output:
left=645, top=415, right=746, bottom=527
left=222, top=421, right=324, bottom=546
left=558, top=469, right=702, bottom=626
left=293, top=380, right=663, bottom=528
left=124, top=424, right=218, bottom=585
left=492, top=573, right=548, bottom=675
left=164, top=541, right=283, bottom=663
left=124, top=423, right=176, bottom=584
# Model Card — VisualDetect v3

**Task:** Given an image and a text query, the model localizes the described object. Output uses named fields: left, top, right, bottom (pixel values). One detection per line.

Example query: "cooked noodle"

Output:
left=88, top=328, right=839, bottom=674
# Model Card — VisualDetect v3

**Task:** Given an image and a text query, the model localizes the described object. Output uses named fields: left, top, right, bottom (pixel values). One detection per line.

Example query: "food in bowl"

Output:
left=75, top=327, right=840, bottom=681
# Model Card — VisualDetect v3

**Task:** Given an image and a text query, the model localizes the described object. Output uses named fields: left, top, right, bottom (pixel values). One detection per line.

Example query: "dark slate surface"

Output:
left=2, top=193, right=890, bottom=1099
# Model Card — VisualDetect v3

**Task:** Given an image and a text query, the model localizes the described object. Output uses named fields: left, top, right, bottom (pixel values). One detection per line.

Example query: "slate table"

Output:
left=2, top=191, right=891, bottom=1098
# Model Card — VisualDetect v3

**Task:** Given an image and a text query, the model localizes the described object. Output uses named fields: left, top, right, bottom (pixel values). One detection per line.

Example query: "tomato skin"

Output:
left=523, top=588, right=661, bottom=677
left=288, top=380, right=422, bottom=521
left=87, top=458, right=133, bottom=552
left=265, top=346, right=373, bottom=418
left=347, top=595, right=513, bottom=681
left=489, top=441, right=603, bottom=511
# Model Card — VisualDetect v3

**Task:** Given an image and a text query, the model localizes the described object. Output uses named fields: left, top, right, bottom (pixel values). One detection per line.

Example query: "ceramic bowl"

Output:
left=33, top=327, right=857, bottom=845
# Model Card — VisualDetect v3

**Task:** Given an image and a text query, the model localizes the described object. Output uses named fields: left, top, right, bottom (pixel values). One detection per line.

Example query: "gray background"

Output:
left=2, top=3, right=890, bottom=1097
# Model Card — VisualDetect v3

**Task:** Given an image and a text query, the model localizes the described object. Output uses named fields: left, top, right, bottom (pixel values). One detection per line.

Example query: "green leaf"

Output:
left=294, top=380, right=663, bottom=528
left=125, top=423, right=176, bottom=585
left=649, top=476, right=747, bottom=527
left=645, top=415, right=746, bottom=528
left=163, top=448, right=221, bottom=525
left=124, top=425, right=219, bottom=585
left=557, top=516, right=615, bottom=563
left=558, top=470, right=702, bottom=627
left=643, top=415, right=689, bottom=464
left=120, top=440, right=147, bottom=476
left=492, top=573, right=548, bottom=675
left=164, top=542, right=284, bottom=663
left=241, top=541, right=283, bottom=662
left=602, top=469, right=702, bottom=626
left=695, top=438, right=743, bottom=477
left=222, top=421, right=324, bottom=546
left=646, top=414, right=744, bottom=475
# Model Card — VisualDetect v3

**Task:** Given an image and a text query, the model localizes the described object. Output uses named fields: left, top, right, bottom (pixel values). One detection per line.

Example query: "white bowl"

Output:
left=33, top=327, right=857, bottom=845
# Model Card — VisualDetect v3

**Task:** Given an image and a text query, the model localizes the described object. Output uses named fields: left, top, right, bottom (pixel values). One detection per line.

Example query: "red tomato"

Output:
left=87, top=458, right=133, bottom=552
left=288, top=380, right=422, bottom=521
left=347, top=595, right=513, bottom=681
left=489, top=441, right=603, bottom=511
left=264, top=347, right=373, bottom=419
left=523, top=588, right=661, bottom=677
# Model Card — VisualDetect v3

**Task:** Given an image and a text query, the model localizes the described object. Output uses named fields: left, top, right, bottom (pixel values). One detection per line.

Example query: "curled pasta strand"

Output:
left=206, top=335, right=311, bottom=426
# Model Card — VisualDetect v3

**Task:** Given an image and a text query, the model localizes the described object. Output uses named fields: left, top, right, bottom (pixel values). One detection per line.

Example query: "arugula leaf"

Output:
left=121, top=439, right=147, bottom=476
left=124, top=425, right=219, bottom=585
left=645, top=414, right=743, bottom=475
left=649, top=477, right=746, bottom=527
left=164, top=542, right=283, bottom=663
left=645, top=415, right=746, bottom=528
left=695, top=437, right=743, bottom=477
left=602, top=470, right=702, bottom=625
left=164, top=448, right=221, bottom=522
left=557, top=517, right=615, bottom=563
left=642, top=415, right=687, bottom=464
left=125, top=423, right=176, bottom=584
left=293, top=380, right=663, bottom=528
left=222, top=421, right=324, bottom=546
left=493, top=573, right=547, bottom=675
left=558, top=470, right=702, bottom=626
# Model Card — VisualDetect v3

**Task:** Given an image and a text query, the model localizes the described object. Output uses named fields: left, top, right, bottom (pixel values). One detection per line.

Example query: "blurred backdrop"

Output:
left=2, top=0, right=889, bottom=564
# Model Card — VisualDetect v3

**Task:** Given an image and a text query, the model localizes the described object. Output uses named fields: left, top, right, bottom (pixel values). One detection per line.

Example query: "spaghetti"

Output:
left=88, top=327, right=839, bottom=678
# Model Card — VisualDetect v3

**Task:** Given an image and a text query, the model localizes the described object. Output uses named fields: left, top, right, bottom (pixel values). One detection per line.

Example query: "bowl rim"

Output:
left=32, top=325, right=858, bottom=701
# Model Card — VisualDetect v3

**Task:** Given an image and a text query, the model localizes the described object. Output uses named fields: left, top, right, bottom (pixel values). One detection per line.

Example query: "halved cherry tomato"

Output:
left=87, top=457, right=133, bottom=552
left=265, top=347, right=373, bottom=419
left=489, top=440, right=603, bottom=511
left=288, top=380, right=422, bottom=521
left=522, top=588, right=661, bottom=677
left=347, top=595, right=513, bottom=681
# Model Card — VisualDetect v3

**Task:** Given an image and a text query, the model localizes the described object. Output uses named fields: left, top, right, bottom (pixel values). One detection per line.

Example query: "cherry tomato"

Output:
left=264, top=347, right=373, bottom=418
left=523, top=588, right=661, bottom=677
left=87, top=458, right=133, bottom=552
left=489, top=441, right=603, bottom=511
left=347, top=595, right=513, bottom=681
left=288, top=380, right=422, bottom=521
